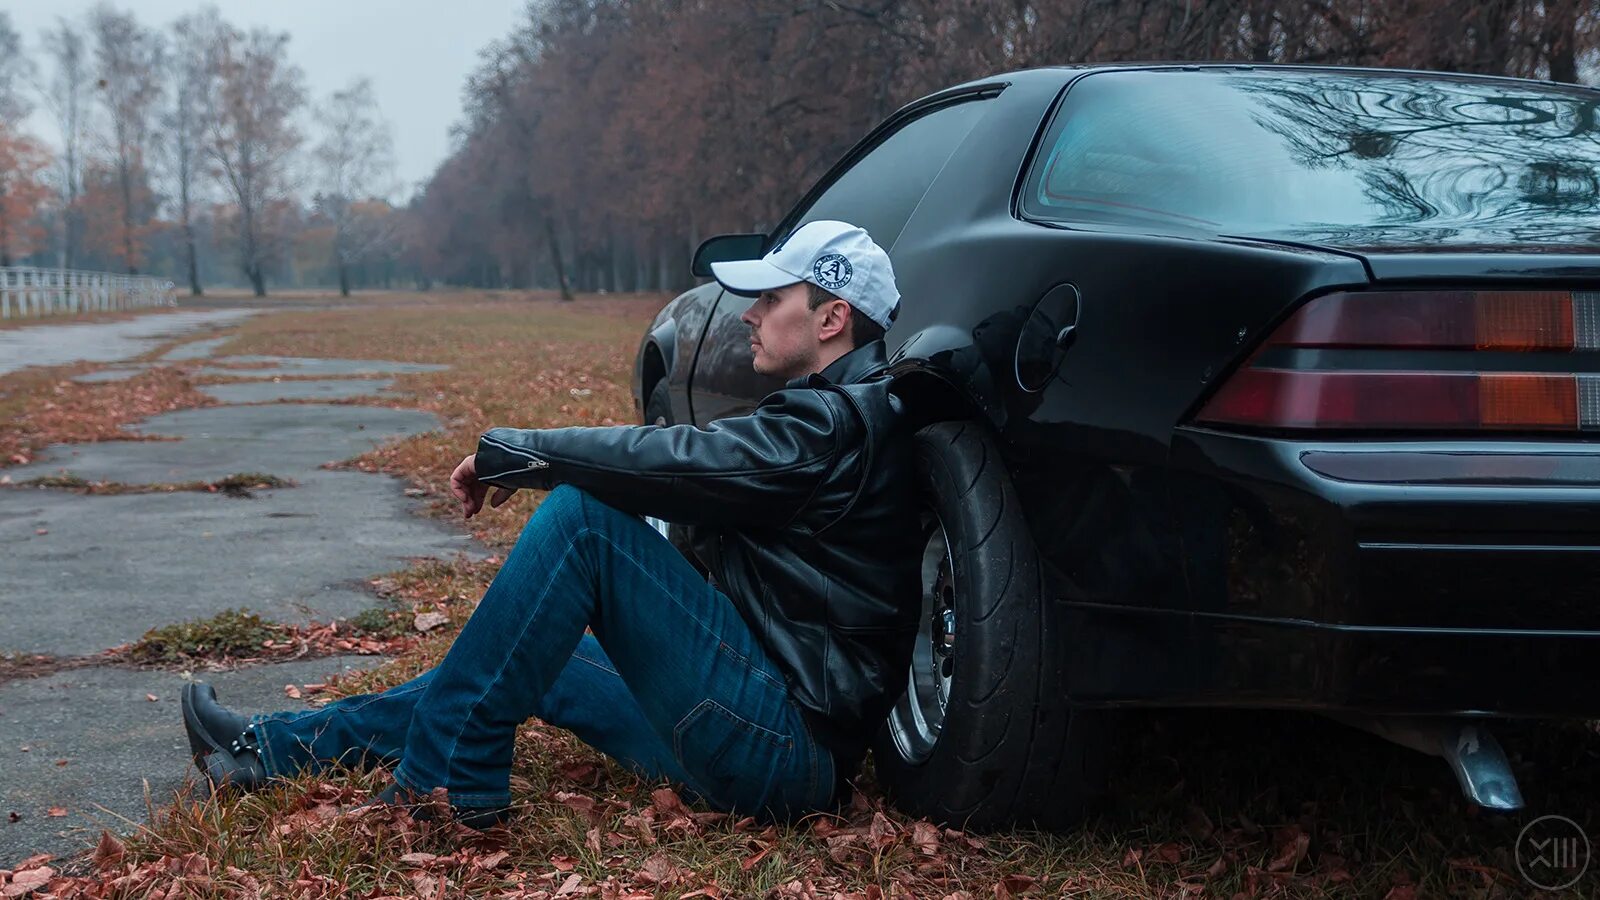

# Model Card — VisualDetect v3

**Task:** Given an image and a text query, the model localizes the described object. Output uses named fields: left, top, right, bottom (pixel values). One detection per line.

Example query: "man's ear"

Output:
left=817, top=299, right=851, bottom=343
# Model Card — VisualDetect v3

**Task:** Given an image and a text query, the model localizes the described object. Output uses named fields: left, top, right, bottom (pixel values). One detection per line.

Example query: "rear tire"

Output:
left=644, top=380, right=673, bottom=428
left=872, top=420, right=1106, bottom=830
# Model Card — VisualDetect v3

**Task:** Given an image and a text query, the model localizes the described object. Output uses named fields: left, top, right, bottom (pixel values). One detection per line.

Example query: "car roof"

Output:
left=930, top=61, right=1599, bottom=101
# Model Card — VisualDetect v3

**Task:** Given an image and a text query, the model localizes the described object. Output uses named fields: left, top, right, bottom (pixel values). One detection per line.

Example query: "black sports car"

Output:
left=633, top=63, right=1600, bottom=828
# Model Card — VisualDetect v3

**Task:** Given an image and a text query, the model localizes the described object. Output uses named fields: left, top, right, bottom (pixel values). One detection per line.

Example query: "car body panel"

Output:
left=687, top=291, right=787, bottom=424
left=636, top=62, right=1600, bottom=718
left=632, top=281, right=725, bottom=425
left=1124, top=428, right=1600, bottom=715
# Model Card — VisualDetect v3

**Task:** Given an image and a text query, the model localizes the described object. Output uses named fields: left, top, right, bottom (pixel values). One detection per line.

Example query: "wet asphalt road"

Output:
left=0, top=309, right=485, bottom=864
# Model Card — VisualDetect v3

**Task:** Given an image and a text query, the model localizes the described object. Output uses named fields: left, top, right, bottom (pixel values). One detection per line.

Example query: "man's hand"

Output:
left=450, top=454, right=517, bottom=520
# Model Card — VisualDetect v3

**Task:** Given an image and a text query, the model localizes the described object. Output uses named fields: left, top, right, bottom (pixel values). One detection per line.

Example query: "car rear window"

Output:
left=1020, top=69, right=1600, bottom=247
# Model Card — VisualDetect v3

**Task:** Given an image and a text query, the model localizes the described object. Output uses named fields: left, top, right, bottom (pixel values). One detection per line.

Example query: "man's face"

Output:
left=740, top=282, right=824, bottom=379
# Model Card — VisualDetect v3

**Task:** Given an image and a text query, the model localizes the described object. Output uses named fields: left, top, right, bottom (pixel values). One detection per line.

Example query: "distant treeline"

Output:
left=415, top=0, right=1598, bottom=294
left=2, top=2, right=1594, bottom=297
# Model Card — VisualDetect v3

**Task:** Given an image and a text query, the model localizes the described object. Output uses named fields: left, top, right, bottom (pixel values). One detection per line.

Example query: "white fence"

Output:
left=0, top=267, right=177, bottom=319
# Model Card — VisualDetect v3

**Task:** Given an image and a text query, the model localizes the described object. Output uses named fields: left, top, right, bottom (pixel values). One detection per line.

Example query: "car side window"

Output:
left=787, top=97, right=991, bottom=252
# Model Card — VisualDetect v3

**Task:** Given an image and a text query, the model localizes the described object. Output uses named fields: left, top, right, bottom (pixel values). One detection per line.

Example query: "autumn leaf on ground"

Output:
left=2, top=866, right=55, bottom=896
left=92, top=831, right=125, bottom=869
left=1268, top=825, right=1311, bottom=873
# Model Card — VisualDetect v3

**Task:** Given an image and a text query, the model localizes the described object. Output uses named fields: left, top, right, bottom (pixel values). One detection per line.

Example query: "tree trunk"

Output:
left=1544, top=0, right=1580, bottom=83
left=677, top=234, right=696, bottom=292
left=63, top=145, right=79, bottom=271
left=182, top=209, right=202, bottom=297
left=1249, top=3, right=1273, bottom=62
left=0, top=184, right=9, bottom=267
left=119, top=160, right=139, bottom=275
left=338, top=260, right=351, bottom=297
left=545, top=215, right=574, bottom=301
left=249, top=265, right=266, bottom=297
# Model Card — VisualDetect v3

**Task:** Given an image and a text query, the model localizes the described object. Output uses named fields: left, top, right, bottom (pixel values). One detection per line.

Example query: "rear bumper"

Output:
left=1064, top=430, right=1600, bottom=715
left=1065, top=602, right=1600, bottom=716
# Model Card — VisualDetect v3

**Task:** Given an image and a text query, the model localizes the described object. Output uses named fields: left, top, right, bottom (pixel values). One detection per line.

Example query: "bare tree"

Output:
left=166, top=7, right=226, bottom=296
left=0, top=12, right=33, bottom=122
left=312, top=78, right=396, bottom=296
left=42, top=19, right=89, bottom=270
left=203, top=25, right=305, bottom=297
left=0, top=13, right=40, bottom=269
left=89, top=4, right=165, bottom=274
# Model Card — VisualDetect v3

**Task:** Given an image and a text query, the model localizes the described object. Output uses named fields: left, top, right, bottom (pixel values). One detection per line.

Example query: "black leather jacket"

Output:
left=474, top=340, right=922, bottom=771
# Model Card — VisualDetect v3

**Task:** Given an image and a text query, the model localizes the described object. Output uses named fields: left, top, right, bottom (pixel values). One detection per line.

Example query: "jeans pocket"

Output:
left=672, top=699, right=791, bottom=813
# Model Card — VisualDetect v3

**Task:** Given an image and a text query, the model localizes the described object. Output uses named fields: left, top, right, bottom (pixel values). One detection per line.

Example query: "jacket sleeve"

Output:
left=473, top=388, right=842, bottom=529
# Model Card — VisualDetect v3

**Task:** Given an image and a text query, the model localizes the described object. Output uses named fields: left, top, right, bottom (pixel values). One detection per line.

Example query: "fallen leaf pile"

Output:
left=0, top=366, right=217, bottom=470
left=119, top=617, right=411, bottom=668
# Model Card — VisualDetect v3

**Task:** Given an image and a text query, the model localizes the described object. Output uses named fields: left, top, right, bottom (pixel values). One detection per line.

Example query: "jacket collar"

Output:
left=787, top=340, right=889, bottom=390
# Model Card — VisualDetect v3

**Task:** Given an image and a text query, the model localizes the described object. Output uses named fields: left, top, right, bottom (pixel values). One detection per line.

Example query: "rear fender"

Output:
left=649, top=318, right=677, bottom=376
left=633, top=319, right=675, bottom=419
left=890, top=321, right=1027, bottom=431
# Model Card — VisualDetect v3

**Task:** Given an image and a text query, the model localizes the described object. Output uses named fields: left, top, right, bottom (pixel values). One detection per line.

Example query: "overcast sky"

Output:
left=5, top=0, right=526, bottom=194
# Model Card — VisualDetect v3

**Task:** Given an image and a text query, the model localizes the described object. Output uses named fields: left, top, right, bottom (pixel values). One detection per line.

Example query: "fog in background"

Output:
left=0, top=1, right=1595, bottom=297
left=7, top=0, right=521, bottom=191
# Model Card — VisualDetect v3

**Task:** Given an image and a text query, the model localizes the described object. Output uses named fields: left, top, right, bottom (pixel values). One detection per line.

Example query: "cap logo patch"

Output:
left=813, top=254, right=853, bottom=290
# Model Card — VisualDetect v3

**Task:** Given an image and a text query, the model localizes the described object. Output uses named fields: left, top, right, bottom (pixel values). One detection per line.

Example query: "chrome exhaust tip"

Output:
left=1326, top=714, right=1524, bottom=811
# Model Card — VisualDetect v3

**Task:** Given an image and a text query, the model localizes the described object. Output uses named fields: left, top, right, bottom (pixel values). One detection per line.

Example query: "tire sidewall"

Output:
left=872, top=420, right=1099, bottom=829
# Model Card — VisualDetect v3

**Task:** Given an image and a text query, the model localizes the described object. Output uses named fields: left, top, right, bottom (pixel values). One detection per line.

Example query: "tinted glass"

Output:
left=1022, top=69, right=1600, bottom=249
left=790, top=97, right=991, bottom=251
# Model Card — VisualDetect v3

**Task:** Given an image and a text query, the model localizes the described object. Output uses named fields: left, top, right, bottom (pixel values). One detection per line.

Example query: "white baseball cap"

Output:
left=710, top=220, right=900, bottom=329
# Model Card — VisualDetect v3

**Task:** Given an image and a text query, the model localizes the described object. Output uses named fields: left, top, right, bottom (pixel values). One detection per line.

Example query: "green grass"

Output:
left=127, top=608, right=287, bottom=665
left=346, top=605, right=409, bottom=639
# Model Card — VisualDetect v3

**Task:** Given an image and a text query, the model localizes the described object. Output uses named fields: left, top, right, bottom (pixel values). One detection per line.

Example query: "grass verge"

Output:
left=9, top=472, right=294, bottom=497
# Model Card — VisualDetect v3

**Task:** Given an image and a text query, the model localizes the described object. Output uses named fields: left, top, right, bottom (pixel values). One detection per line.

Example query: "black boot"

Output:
left=181, top=683, right=248, bottom=769
left=181, top=682, right=266, bottom=794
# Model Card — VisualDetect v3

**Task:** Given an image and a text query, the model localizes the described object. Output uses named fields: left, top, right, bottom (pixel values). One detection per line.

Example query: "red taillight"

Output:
left=1273, top=290, right=1576, bottom=350
left=1195, top=290, right=1598, bottom=432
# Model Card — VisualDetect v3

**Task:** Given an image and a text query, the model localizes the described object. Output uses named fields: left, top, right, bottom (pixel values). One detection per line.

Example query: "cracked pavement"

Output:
left=0, top=310, right=485, bottom=864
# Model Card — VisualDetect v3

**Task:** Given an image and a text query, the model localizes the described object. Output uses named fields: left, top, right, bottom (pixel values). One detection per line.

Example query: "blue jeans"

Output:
left=250, top=484, right=837, bottom=820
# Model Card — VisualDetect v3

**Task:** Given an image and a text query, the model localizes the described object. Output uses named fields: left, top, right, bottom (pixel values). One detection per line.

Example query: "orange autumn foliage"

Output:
left=79, top=157, right=159, bottom=272
left=0, top=127, right=51, bottom=265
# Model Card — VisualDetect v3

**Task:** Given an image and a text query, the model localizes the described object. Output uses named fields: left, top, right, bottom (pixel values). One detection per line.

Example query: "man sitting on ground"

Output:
left=181, top=220, right=923, bottom=827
